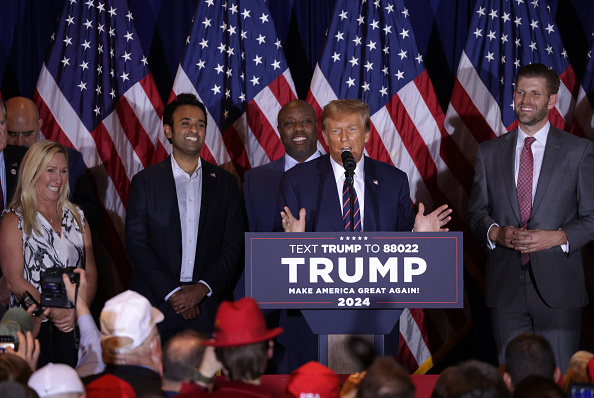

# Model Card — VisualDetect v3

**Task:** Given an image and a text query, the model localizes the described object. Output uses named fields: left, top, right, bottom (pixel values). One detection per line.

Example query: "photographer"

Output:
left=2, top=305, right=47, bottom=372
left=62, top=268, right=103, bottom=377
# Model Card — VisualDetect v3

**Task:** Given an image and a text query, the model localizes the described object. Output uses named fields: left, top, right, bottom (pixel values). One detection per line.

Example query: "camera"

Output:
left=21, top=290, right=44, bottom=316
left=0, top=336, right=16, bottom=352
left=0, top=307, right=34, bottom=352
left=40, top=267, right=79, bottom=308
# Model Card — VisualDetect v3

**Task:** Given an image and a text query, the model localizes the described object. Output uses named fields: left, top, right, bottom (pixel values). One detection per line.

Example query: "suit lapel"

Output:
left=532, top=126, right=562, bottom=216
left=501, top=130, right=522, bottom=225
left=198, top=160, right=215, bottom=238
left=4, top=147, right=22, bottom=201
left=160, top=157, right=183, bottom=269
left=272, top=155, right=285, bottom=172
left=363, top=157, right=379, bottom=232
left=317, top=156, right=343, bottom=231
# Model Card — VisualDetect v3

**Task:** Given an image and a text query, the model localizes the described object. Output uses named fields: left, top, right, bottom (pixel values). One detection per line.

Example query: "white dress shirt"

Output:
left=165, top=156, right=212, bottom=300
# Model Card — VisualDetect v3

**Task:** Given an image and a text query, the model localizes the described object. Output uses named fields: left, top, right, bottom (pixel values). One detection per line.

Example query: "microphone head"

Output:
left=341, top=150, right=356, bottom=173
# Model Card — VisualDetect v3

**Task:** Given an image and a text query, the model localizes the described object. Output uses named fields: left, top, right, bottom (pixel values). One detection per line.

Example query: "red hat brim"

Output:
left=203, top=327, right=283, bottom=347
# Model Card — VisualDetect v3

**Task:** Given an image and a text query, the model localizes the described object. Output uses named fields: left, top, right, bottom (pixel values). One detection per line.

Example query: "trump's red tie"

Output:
left=517, top=136, right=536, bottom=267
left=342, top=179, right=361, bottom=232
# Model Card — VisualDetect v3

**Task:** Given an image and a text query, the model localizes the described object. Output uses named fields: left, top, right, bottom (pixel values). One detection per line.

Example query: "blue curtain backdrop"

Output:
left=1, top=0, right=593, bottom=112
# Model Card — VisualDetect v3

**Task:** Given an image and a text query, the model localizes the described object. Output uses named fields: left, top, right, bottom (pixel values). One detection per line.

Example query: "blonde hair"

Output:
left=562, top=350, right=593, bottom=393
left=9, top=140, right=82, bottom=236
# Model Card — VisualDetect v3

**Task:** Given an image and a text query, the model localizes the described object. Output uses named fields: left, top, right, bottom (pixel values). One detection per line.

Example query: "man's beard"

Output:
left=514, top=104, right=549, bottom=127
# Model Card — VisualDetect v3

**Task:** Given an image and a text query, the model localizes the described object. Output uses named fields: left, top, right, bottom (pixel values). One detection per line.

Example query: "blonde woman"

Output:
left=0, top=140, right=96, bottom=367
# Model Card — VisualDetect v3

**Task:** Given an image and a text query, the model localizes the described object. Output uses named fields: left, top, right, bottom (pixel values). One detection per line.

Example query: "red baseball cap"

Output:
left=203, top=297, right=283, bottom=347
left=285, top=361, right=340, bottom=398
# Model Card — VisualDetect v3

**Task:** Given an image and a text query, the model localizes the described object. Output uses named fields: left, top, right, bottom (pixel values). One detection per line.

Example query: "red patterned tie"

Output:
left=342, top=178, right=362, bottom=232
left=517, top=137, right=536, bottom=267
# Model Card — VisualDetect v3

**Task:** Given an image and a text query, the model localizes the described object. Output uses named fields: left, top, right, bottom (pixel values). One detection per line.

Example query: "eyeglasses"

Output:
left=7, top=130, right=37, bottom=139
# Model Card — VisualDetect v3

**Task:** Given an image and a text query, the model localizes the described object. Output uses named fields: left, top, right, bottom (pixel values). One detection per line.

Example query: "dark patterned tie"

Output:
left=342, top=178, right=362, bottom=232
left=517, top=137, right=536, bottom=267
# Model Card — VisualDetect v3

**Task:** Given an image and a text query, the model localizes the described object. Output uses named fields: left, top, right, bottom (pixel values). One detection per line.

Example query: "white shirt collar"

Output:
left=284, top=150, right=322, bottom=172
left=171, top=155, right=202, bottom=179
left=329, top=153, right=365, bottom=184
left=517, top=121, right=550, bottom=147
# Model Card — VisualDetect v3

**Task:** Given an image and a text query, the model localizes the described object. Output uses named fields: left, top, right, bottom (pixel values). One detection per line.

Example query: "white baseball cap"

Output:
left=28, top=363, right=84, bottom=397
left=100, top=290, right=164, bottom=350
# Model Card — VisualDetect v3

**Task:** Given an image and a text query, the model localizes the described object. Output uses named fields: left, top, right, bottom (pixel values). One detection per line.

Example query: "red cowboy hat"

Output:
left=203, top=297, right=283, bottom=347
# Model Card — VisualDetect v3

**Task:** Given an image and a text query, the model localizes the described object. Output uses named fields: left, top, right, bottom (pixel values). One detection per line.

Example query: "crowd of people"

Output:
left=0, top=62, right=593, bottom=396
left=0, top=284, right=590, bottom=397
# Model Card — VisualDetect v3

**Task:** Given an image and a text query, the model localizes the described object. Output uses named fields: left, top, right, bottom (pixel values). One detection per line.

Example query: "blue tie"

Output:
left=342, top=178, right=361, bottom=232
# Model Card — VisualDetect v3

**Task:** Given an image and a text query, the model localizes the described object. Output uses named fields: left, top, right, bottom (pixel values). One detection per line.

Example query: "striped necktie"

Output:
left=342, top=178, right=362, bottom=232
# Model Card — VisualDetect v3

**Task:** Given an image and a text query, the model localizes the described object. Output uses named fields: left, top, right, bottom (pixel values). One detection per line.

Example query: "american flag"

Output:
left=306, top=0, right=472, bottom=374
left=169, top=0, right=298, bottom=176
left=445, top=0, right=593, bottom=193
left=445, top=0, right=594, bottom=356
left=574, top=29, right=594, bottom=142
left=33, top=0, right=167, bottom=286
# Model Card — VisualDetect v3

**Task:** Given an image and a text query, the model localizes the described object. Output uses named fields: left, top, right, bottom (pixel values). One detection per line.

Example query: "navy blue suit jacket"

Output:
left=125, top=156, right=244, bottom=335
left=244, top=156, right=285, bottom=232
left=277, top=154, right=414, bottom=232
left=3, top=145, right=28, bottom=205
left=65, top=147, right=100, bottom=231
left=274, top=154, right=413, bottom=363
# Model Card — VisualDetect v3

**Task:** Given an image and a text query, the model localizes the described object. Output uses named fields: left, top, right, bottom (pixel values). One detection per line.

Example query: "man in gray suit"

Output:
left=467, top=63, right=594, bottom=370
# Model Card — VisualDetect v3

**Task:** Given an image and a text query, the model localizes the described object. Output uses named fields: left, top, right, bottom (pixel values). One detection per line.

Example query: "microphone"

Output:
left=341, top=151, right=356, bottom=177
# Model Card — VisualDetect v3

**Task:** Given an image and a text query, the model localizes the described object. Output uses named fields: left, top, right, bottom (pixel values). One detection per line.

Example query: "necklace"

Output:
left=41, top=210, right=58, bottom=224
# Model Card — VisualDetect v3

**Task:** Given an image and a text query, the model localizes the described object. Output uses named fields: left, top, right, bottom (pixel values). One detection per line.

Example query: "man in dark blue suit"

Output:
left=0, top=98, right=27, bottom=210
left=277, top=99, right=451, bottom=372
left=243, top=99, right=321, bottom=233
left=126, top=93, right=244, bottom=342
left=5, top=97, right=100, bottom=231
left=242, top=100, right=321, bottom=373
left=279, top=99, right=450, bottom=234
left=0, top=98, right=28, bottom=313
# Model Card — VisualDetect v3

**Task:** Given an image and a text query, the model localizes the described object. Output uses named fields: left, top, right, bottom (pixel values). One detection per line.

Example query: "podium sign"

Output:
left=246, top=232, right=463, bottom=309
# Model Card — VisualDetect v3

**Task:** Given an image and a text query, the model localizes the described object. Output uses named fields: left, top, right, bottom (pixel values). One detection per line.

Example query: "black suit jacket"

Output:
left=3, top=145, right=28, bottom=205
left=467, top=126, right=594, bottom=308
left=125, top=156, right=244, bottom=334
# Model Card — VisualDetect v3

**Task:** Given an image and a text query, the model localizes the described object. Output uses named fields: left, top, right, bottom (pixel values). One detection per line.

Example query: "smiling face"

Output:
left=278, top=100, right=318, bottom=163
left=34, top=153, right=68, bottom=204
left=322, top=112, right=370, bottom=166
left=164, top=104, right=206, bottom=159
left=513, top=76, right=558, bottom=135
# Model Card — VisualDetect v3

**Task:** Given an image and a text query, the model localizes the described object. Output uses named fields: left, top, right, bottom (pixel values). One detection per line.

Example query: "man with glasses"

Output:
left=0, top=97, right=27, bottom=211
left=5, top=97, right=99, bottom=230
